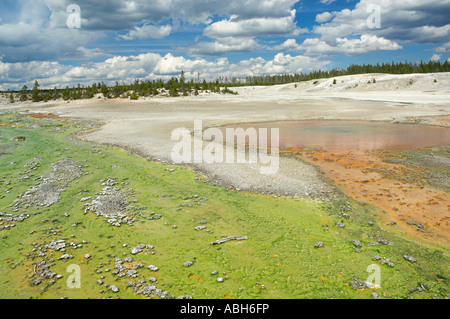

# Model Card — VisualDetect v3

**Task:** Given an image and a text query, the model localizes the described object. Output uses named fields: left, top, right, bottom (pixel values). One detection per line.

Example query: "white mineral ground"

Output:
left=1, top=72, right=449, bottom=199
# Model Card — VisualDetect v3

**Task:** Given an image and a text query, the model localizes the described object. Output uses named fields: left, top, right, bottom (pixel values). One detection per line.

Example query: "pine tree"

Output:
left=20, top=85, right=28, bottom=101
left=9, top=93, right=14, bottom=104
left=130, top=91, right=138, bottom=100
left=32, top=80, right=41, bottom=102
left=52, top=87, right=59, bottom=100
left=62, top=86, right=71, bottom=100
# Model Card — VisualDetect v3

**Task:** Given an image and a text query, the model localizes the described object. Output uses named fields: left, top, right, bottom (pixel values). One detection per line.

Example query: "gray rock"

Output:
left=350, top=240, right=362, bottom=247
left=314, top=241, right=324, bottom=248
left=378, top=239, right=392, bottom=245
left=383, top=257, right=395, bottom=267
left=58, top=254, right=74, bottom=260
left=410, top=283, right=429, bottom=293
left=211, top=236, right=248, bottom=245
left=138, top=285, right=157, bottom=297
left=184, top=261, right=193, bottom=267
left=110, top=285, right=119, bottom=293
left=404, top=255, right=417, bottom=263
left=349, top=277, right=373, bottom=290
left=148, top=265, right=159, bottom=271
left=131, top=244, right=145, bottom=255
left=371, top=292, right=381, bottom=299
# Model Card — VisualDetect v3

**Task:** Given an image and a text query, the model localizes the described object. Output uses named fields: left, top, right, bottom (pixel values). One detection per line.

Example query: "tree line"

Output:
left=240, top=59, right=450, bottom=86
left=5, top=59, right=449, bottom=103
left=6, top=71, right=238, bottom=103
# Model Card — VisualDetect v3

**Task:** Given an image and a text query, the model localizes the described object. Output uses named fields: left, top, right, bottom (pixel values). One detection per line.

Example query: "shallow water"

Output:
left=226, top=121, right=450, bottom=151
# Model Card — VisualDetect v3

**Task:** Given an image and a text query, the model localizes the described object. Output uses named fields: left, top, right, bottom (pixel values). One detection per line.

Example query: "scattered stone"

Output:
left=371, top=292, right=381, bottom=299
left=350, top=240, right=362, bottom=248
left=84, top=187, right=133, bottom=227
left=148, top=265, right=159, bottom=272
left=382, top=257, right=395, bottom=268
left=110, top=285, right=119, bottom=293
left=58, top=254, right=74, bottom=260
left=378, top=239, right=392, bottom=246
left=409, top=283, right=430, bottom=293
left=314, top=241, right=324, bottom=248
left=211, top=236, right=248, bottom=245
left=31, top=258, right=57, bottom=285
left=404, top=255, right=417, bottom=263
left=372, top=256, right=381, bottom=261
left=217, top=277, right=224, bottom=283
left=349, top=277, right=375, bottom=290
left=184, top=261, right=193, bottom=267
left=45, top=240, right=66, bottom=251
left=101, top=179, right=118, bottom=186
left=131, top=244, right=145, bottom=255
left=13, top=159, right=83, bottom=209
left=407, top=220, right=425, bottom=231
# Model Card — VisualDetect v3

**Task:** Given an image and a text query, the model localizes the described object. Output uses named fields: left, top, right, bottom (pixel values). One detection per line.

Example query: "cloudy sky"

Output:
left=1, top=0, right=449, bottom=90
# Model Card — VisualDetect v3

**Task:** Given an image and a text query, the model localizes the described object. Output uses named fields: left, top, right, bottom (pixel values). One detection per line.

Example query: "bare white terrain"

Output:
left=1, top=72, right=449, bottom=198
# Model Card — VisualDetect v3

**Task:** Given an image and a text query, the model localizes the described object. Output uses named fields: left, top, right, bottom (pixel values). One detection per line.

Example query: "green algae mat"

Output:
left=0, top=113, right=448, bottom=299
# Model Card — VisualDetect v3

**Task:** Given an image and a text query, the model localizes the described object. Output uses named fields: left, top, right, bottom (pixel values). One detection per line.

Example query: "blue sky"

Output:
left=0, top=0, right=449, bottom=90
